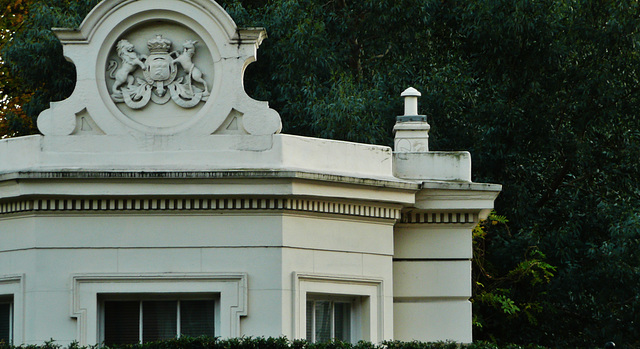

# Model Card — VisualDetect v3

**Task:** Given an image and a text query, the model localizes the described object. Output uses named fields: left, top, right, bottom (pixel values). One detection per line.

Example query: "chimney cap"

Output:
left=401, top=87, right=422, bottom=97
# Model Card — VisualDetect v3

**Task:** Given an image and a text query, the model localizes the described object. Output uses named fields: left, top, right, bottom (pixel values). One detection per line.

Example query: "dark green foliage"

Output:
left=1, top=0, right=100, bottom=135
left=0, top=337, right=550, bottom=349
left=221, top=3, right=640, bottom=344
left=472, top=212, right=556, bottom=334
left=3, top=0, right=640, bottom=347
left=436, top=2, right=640, bottom=347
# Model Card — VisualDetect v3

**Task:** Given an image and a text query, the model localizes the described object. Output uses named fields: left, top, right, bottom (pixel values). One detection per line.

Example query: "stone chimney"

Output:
left=393, top=87, right=430, bottom=153
left=392, top=87, right=472, bottom=182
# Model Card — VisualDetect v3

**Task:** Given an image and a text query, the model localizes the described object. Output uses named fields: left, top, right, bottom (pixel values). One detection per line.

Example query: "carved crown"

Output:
left=147, top=35, right=172, bottom=53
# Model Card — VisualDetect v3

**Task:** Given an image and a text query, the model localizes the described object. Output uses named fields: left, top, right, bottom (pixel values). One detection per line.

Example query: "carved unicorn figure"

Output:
left=171, top=40, right=209, bottom=96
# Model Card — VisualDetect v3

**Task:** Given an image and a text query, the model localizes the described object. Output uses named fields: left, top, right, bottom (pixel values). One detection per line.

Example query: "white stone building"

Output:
left=0, top=0, right=500, bottom=346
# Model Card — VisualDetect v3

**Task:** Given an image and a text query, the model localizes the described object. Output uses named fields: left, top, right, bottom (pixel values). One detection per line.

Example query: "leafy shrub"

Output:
left=0, top=337, right=551, bottom=349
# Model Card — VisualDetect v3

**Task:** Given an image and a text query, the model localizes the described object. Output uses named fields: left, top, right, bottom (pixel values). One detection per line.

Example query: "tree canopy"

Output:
left=1, top=0, right=99, bottom=136
left=2, top=0, right=640, bottom=347
left=0, top=0, right=33, bottom=136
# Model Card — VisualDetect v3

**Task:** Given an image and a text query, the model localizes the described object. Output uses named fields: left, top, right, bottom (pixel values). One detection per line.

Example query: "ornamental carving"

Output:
left=107, top=35, right=210, bottom=109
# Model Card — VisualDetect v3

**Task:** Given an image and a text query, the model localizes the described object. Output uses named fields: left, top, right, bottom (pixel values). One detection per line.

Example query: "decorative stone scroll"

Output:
left=37, top=0, right=282, bottom=137
left=108, top=35, right=210, bottom=109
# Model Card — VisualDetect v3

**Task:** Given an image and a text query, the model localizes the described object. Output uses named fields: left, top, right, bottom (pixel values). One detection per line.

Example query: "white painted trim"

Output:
left=292, top=273, right=384, bottom=343
left=0, top=275, right=24, bottom=344
left=71, top=273, right=247, bottom=345
left=1, top=198, right=401, bottom=220
left=0, top=170, right=417, bottom=190
left=400, top=211, right=480, bottom=224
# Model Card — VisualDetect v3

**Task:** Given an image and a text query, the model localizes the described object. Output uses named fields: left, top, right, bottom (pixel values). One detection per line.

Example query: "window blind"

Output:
left=143, top=301, right=177, bottom=342
left=180, top=300, right=214, bottom=338
left=104, top=299, right=215, bottom=345
left=334, top=303, right=350, bottom=342
left=314, top=301, right=331, bottom=343
left=0, top=303, right=10, bottom=344
left=306, top=299, right=352, bottom=343
left=104, top=301, right=140, bottom=346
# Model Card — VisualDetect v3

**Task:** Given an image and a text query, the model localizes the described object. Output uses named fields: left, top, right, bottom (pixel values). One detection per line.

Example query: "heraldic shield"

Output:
left=147, top=54, right=175, bottom=82
left=108, top=34, right=208, bottom=109
left=37, top=0, right=283, bottom=136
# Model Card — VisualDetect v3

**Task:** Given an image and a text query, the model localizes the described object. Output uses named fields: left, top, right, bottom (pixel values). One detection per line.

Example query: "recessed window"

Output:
left=306, top=298, right=353, bottom=343
left=0, top=301, right=12, bottom=344
left=102, top=299, right=214, bottom=345
left=295, top=274, right=384, bottom=343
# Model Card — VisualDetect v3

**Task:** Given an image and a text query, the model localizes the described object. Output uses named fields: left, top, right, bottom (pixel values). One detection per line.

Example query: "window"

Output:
left=306, top=298, right=352, bottom=343
left=73, top=273, right=246, bottom=345
left=102, top=299, right=214, bottom=345
left=294, top=273, right=385, bottom=343
left=0, top=300, right=12, bottom=344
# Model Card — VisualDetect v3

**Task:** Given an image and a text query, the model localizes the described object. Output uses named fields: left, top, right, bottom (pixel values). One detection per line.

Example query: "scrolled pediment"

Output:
left=39, top=0, right=281, bottom=137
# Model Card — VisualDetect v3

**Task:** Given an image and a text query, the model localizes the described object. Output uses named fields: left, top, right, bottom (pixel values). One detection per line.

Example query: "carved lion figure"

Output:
left=108, top=40, right=147, bottom=95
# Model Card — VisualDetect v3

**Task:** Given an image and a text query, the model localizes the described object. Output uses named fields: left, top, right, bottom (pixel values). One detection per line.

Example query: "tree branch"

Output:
left=535, top=158, right=572, bottom=208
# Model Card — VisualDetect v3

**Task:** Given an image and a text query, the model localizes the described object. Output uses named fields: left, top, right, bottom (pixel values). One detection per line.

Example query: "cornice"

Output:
left=0, top=170, right=419, bottom=190
left=0, top=196, right=401, bottom=220
left=400, top=211, right=480, bottom=224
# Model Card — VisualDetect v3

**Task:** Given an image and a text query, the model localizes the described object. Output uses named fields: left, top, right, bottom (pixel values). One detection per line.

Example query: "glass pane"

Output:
left=104, top=301, right=140, bottom=345
left=0, top=303, right=10, bottom=344
left=180, top=300, right=214, bottom=337
left=314, top=301, right=331, bottom=343
left=334, top=303, right=351, bottom=342
left=305, top=301, right=314, bottom=341
left=143, top=301, right=177, bottom=342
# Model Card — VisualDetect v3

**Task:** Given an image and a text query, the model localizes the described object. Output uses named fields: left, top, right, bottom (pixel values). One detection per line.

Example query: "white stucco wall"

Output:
left=0, top=0, right=501, bottom=345
left=0, top=179, right=405, bottom=345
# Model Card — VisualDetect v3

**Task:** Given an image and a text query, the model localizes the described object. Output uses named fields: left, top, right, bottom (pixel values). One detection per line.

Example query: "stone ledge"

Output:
left=0, top=134, right=398, bottom=180
left=0, top=170, right=418, bottom=190
left=393, top=151, right=472, bottom=182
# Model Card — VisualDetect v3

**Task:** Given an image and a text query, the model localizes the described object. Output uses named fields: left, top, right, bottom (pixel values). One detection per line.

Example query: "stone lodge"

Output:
left=0, top=0, right=500, bottom=345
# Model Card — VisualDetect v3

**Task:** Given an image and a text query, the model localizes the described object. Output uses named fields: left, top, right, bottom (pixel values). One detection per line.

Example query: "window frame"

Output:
left=0, top=297, right=13, bottom=344
left=0, top=275, right=23, bottom=345
left=293, top=273, right=385, bottom=343
left=305, top=295, right=356, bottom=343
left=99, top=295, right=218, bottom=344
left=72, top=273, right=247, bottom=345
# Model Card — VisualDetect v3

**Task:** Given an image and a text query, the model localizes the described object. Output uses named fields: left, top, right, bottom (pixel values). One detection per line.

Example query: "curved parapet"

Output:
left=38, top=0, right=281, bottom=137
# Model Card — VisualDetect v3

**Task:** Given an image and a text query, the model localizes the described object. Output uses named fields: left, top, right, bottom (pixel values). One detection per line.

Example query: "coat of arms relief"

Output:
left=108, top=35, right=210, bottom=109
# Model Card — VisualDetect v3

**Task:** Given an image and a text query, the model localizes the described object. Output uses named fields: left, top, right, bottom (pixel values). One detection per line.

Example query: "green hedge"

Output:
left=0, top=337, right=549, bottom=349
